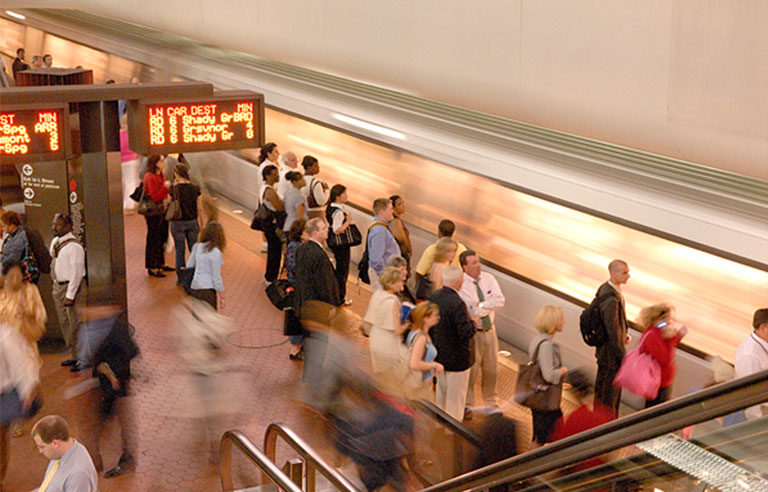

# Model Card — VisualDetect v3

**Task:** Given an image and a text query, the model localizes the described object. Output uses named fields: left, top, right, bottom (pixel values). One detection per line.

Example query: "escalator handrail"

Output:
left=422, top=369, right=768, bottom=492
left=220, top=429, right=303, bottom=492
left=264, top=422, right=362, bottom=492
left=409, top=399, right=483, bottom=448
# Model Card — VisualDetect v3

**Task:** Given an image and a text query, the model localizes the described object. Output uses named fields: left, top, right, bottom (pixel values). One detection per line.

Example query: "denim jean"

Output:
left=170, top=219, right=199, bottom=281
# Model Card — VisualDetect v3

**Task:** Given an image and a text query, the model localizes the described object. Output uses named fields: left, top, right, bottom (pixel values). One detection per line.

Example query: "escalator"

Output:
left=219, top=369, right=768, bottom=492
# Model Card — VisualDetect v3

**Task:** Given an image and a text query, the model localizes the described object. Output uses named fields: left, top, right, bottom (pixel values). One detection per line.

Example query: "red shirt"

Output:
left=640, top=325, right=681, bottom=388
left=143, top=171, right=168, bottom=202
left=550, top=403, right=615, bottom=470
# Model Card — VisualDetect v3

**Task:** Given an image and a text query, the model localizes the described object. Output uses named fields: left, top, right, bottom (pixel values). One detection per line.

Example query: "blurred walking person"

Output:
left=187, top=221, right=226, bottom=310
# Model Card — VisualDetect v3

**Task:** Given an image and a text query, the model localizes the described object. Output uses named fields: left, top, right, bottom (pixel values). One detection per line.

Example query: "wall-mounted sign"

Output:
left=0, top=104, right=69, bottom=164
left=127, top=90, right=264, bottom=154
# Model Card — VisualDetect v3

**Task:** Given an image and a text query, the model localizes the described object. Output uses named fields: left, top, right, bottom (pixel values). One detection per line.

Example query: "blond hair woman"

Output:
left=428, top=237, right=458, bottom=292
left=0, top=263, right=46, bottom=362
left=364, top=267, right=406, bottom=379
left=528, top=305, right=567, bottom=447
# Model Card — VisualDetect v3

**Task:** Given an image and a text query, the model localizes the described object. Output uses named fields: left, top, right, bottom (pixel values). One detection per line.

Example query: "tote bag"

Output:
left=613, top=331, right=662, bottom=400
left=327, top=223, right=362, bottom=248
left=514, top=339, right=562, bottom=411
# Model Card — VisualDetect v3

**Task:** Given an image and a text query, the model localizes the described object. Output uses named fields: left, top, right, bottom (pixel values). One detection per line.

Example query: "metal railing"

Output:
left=223, top=369, right=768, bottom=492
left=422, top=369, right=768, bottom=491
left=220, top=430, right=303, bottom=492
left=263, top=422, right=361, bottom=492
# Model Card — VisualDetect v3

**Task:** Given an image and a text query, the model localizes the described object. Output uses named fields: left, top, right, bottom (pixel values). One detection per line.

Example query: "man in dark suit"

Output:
left=295, top=217, right=343, bottom=412
left=295, top=217, right=342, bottom=310
left=593, top=259, right=631, bottom=414
left=429, top=265, right=476, bottom=421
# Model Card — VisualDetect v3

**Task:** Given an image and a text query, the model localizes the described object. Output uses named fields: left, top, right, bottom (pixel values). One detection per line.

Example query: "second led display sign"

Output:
left=128, top=90, right=264, bottom=154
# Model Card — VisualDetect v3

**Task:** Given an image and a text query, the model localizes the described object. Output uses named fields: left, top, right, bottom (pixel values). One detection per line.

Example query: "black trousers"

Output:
left=191, top=288, right=217, bottom=310
left=531, top=407, right=562, bottom=444
left=645, top=385, right=672, bottom=409
left=330, top=245, right=351, bottom=300
left=264, top=227, right=282, bottom=282
left=144, top=214, right=168, bottom=269
left=595, top=363, right=621, bottom=414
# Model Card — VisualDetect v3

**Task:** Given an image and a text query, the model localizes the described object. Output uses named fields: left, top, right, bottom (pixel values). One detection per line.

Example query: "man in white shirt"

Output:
left=49, top=214, right=87, bottom=371
left=277, top=151, right=300, bottom=199
left=31, top=415, right=97, bottom=492
left=458, top=250, right=505, bottom=417
left=300, top=155, right=329, bottom=219
left=734, top=308, right=768, bottom=420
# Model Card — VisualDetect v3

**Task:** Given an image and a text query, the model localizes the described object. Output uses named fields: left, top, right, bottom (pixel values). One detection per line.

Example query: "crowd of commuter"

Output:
left=1, top=128, right=767, bottom=490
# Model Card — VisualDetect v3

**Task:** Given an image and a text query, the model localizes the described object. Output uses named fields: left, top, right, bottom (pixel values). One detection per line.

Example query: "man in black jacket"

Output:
left=429, top=265, right=475, bottom=421
left=295, top=217, right=344, bottom=411
left=593, top=259, right=631, bottom=414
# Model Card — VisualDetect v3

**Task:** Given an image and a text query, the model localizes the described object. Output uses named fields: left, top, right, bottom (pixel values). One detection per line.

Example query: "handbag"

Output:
left=514, top=338, right=562, bottom=411
left=414, top=276, right=432, bottom=301
left=165, top=185, right=182, bottom=221
left=21, top=238, right=40, bottom=283
left=0, top=388, right=42, bottom=425
left=137, top=184, right=164, bottom=216
left=613, top=331, right=662, bottom=400
left=391, top=332, right=427, bottom=390
left=129, top=183, right=143, bottom=202
left=266, top=279, right=294, bottom=310
left=327, top=223, right=362, bottom=248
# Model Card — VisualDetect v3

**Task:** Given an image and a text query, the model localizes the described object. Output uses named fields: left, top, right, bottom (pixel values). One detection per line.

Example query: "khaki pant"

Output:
left=466, top=326, right=499, bottom=407
left=436, top=369, right=470, bottom=422
left=52, top=281, right=85, bottom=359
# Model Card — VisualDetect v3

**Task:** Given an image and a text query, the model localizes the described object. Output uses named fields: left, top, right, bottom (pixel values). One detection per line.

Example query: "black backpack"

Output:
left=579, top=291, right=616, bottom=347
left=25, top=228, right=52, bottom=275
left=357, top=223, right=386, bottom=285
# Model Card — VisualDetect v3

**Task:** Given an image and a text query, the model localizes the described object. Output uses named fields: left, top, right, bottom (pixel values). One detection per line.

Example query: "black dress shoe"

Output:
left=61, top=359, right=77, bottom=367
left=148, top=270, right=166, bottom=278
left=104, top=464, right=133, bottom=478
left=70, top=362, right=91, bottom=373
left=160, top=265, right=175, bottom=272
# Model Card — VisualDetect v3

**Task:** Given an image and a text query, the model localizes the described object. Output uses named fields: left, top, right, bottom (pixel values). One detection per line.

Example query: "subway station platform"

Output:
left=3, top=205, right=568, bottom=492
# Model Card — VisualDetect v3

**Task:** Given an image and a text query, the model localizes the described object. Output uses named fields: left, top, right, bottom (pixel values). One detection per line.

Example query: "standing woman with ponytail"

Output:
left=326, top=184, right=353, bottom=303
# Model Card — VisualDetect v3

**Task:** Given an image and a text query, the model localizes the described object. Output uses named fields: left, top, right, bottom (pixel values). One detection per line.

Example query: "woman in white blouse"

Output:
left=364, top=267, right=406, bottom=380
left=325, top=184, right=353, bottom=303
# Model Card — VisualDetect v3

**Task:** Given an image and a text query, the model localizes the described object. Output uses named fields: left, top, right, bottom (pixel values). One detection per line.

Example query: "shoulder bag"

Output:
left=514, top=338, right=562, bottom=411
left=20, top=237, right=40, bottom=283
left=137, top=182, right=165, bottom=217
left=391, top=331, right=427, bottom=390
left=266, top=279, right=295, bottom=311
left=327, top=212, right=362, bottom=248
left=414, top=276, right=432, bottom=301
left=613, top=330, right=662, bottom=400
left=165, top=184, right=182, bottom=221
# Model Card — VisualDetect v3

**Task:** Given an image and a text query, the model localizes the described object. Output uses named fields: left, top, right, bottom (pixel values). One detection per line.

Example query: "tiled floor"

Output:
left=2, top=207, right=557, bottom=492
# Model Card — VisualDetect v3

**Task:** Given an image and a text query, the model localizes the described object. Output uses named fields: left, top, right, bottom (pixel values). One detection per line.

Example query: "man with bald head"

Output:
left=429, top=265, right=476, bottom=421
left=277, top=151, right=301, bottom=198
left=593, top=259, right=631, bottom=414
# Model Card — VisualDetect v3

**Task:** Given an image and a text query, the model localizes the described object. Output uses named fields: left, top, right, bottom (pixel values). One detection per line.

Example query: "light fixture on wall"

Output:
left=331, top=113, right=406, bottom=141
left=5, top=10, right=26, bottom=20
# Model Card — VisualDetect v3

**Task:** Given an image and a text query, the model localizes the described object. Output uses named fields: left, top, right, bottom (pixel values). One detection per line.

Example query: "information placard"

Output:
left=128, top=91, right=264, bottom=154
left=0, top=104, right=69, bottom=164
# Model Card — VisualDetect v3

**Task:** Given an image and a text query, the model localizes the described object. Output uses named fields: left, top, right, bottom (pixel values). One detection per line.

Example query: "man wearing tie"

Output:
left=458, top=250, right=505, bottom=418
left=31, top=415, right=97, bottom=491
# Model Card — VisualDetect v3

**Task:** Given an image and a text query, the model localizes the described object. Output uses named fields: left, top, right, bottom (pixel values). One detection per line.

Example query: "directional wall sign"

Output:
left=127, top=90, right=264, bottom=154
left=0, top=104, right=69, bottom=164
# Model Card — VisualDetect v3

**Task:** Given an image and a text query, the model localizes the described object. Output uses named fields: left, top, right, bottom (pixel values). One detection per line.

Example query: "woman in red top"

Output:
left=637, top=303, right=688, bottom=408
left=142, top=155, right=170, bottom=277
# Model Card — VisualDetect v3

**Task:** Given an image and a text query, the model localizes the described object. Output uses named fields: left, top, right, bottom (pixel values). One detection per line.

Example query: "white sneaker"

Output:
left=343, top=298, right=353, bottom=306
left=264, top=279, right=272, bottom=288
left=261, top=243, right=268, bottom=253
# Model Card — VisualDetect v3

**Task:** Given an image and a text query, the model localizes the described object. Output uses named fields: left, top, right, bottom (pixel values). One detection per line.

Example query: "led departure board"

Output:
left=127, top=91, right=264, bottom=154
left=0, top=104, right=69, bottom=164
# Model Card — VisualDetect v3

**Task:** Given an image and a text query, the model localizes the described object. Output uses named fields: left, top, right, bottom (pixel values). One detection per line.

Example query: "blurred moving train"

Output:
left=2, top=10, right=768, bottom=406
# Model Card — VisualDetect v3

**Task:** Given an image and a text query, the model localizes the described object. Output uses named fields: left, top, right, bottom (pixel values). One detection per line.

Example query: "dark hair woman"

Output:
left=142, top=154, right=170, bottom=277
left=169, top=164, right=203, bottom=285
left=260, top=164, right=284, bottom=285
left=186, top=221, right=226, bottom=310
left=326, top=184, right=352, bottom=303
left=389, top=195, right=412, bottom=271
